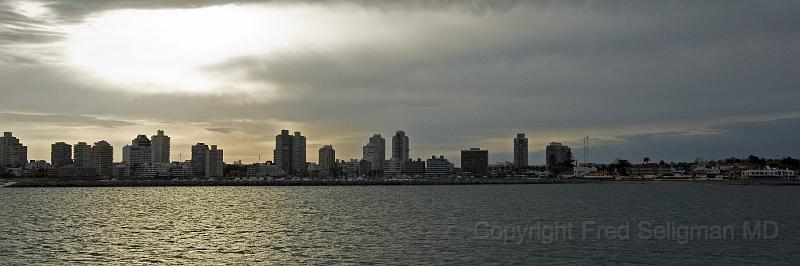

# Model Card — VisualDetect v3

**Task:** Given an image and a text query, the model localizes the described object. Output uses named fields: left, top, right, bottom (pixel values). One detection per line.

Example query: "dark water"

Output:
left=1, top=184, right=799, bottom=264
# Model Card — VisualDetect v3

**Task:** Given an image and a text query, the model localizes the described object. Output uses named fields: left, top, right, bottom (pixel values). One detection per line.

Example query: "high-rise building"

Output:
left=362, top=134, right=385, bottom=176
left=426, top=155, right=453, bottom=178
left=513, top=133, right=529, bottom=169
left=151, top=130, right=170, bottom=164
left=319, top=145, right=335, bottom=177
left=51, top=142, right=73, bottom=167
left=546, top=142, right=573, bottom=170
left=0, top=132, right=27, bottom=167
left=191, top=143, right=209, bottom=177
left=206, top=145, right=223, bottom=178
left=274, top=130, right=307, bottom=175
left=123, top=135, right=153, bottom=175
left=291, top=132, right=306, bottom=174
left=89, top=140, right=113, bottom=177
left=73, top=142, right=90, bottom=167
left=461, top=148, right=489, bottom=176
left=391, top=130, right=409, bottom=175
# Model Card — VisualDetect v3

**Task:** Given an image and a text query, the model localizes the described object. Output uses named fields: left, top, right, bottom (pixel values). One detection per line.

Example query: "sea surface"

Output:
left=1, top=183, right=799, bottom=264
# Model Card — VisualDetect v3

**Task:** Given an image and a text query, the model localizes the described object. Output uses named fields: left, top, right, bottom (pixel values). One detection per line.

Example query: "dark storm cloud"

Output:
left=595, top=117, right=800, bottom=162
left=0, top=112, right=136, bottom=128
left=205, top=128, right=236, bottom=134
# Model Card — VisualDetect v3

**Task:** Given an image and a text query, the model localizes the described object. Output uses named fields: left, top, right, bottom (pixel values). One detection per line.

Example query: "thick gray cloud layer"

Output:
left=1, top=0, right=798, bottom=163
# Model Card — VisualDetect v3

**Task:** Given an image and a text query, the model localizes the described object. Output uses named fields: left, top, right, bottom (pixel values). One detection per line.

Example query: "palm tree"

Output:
left=643, top=157, right=651, bottom=164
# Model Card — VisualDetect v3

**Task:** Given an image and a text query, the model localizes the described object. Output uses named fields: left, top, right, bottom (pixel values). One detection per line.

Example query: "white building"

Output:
left=742, top=168, right=797, bottom=179
left=425, top=156, right=453, bottom=178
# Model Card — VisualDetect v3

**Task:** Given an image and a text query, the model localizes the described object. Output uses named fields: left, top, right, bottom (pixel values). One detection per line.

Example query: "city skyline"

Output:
left=1, top=1, right=799, bottom=164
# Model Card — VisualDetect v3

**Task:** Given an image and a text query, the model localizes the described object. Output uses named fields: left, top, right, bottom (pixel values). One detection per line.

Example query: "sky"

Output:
left=1, top=0, right=799, bottom=165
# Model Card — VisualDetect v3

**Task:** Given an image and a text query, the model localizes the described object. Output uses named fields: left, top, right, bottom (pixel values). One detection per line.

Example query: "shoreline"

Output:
left=3, top=178, right=800, bottom=188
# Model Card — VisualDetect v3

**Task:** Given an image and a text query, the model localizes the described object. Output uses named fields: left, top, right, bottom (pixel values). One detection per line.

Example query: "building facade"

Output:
left=461, top=148, right=489, bottom=176
left=426, top=156, right=453, bottom=178
left=51, top=142, right=73, bottom=167
left=89, top=140, right=113, bottom=177
left=191, top=143, right=209, bottom=177
left=0, top=132, right=27, bottom=167
left=73, top=142, right=90, bottom=167
left=513, top=133, right=528, bottom=169
left=274, top=130, right=307, bottom=175
left=362, top=134, right=385, bottom=176
left=206, top=145, right=223, bottom=178
left=151, top=130, right=170, bottom=164
left=319, top=145, right=336, bottom=177
left=545, top=142, right=572, bottom=170
left=406, top=158, right=426, bottom=176
left=391, top=130, right=409, bottom=175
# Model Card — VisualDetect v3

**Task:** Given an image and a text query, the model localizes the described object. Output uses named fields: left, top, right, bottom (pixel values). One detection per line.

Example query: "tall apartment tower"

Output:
left=73, top=142, right=90, bottom=167
left=545, top=142, right=572, bottom=170
left=391, top=130, right=409, bottom=174
left=362, top=134, right=385, bottom=175
left=89, top=140, right=113, bottom=177
left=51, top=142, right=73, bottom=167
left=0, top=132, right=27, bottom=167
left=151, top=130, right=170, bottom=164
left=319, top=145, right=336, bottom=177
left=274, top=130, right=307, bottom=175
left=206, top=145, right=223, bottom=178
left=291, top=132, right=306, bottom=174
left=123, top=134, right=152, bottom=169
left=191, top=143, right=209, bottom=177
left=513, top=133, right=529, bottom=169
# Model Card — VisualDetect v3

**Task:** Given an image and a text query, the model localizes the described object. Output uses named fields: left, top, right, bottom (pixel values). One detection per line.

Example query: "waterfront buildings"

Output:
left=51, top=142, right=72, bottom=167
left=88, top=140, right=113, bottom=177
left=123, top=135, right=152, bottom=166
left=742, top=168, right=797, bottom=179
left=406, top=158, right=426, bottom=176
left=629, top=163, right=673, bottom=177
left=73, top=142, right=90, bottom=167
left=206, top=145, right=224, bottom=178
left=546, top=142, right=572, bottom=171
left=425, top=156, right=453, bottom=178
left=151, top=130, right=170, bottom=164
left=191, top=143, right=209, bottom=177
left=319, top=145, right=336, bottom=177
left=362, top=134, right=385, bottom=176
left=513, top=133, right=528, bottom=169
left=461, top=148, right=489, bottom=176
left=274, top=130, right=307, bottom=175
left=390, top=130, right=409, bottom=175
left=246, top=162, right=284, bottom=177
left=190, top=143, right=223, bottom=178
left=0, top=132, right=27, bottom=167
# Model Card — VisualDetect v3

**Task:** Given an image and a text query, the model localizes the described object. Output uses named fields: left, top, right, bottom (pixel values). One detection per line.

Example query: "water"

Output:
left=1, top=184, right=799, bottom=264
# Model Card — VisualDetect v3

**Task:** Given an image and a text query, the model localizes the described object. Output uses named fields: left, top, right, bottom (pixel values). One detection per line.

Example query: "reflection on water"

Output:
left=1, top=184, right=799, bottom=264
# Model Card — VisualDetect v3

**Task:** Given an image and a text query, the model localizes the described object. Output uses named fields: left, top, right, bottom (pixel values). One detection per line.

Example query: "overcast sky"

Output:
left=1, top=0, right=798, bottom=165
